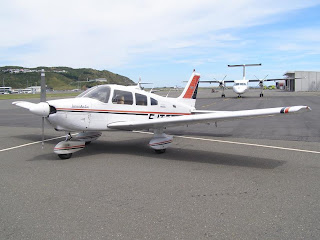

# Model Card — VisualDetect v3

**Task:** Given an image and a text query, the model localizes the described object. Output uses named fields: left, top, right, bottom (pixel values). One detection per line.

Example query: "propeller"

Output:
left=12, top=69, right=55, bottom=148
left=254, top=74, right=268, bottom=87
left=40, top=69, right=46, bottom=149
left=215, top=75, right=227, bottom=88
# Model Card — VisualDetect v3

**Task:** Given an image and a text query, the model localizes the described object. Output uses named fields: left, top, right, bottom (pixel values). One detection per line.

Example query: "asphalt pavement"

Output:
left=0, top=89, right=319, bottom=239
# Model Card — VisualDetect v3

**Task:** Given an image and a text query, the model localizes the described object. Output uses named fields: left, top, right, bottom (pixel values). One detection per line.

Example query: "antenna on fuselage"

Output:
left=228, top=63, right=261, bottom=79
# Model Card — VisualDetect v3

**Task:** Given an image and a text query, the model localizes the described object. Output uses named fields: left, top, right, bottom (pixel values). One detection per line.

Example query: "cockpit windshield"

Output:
left=76, top=86, right=111, bottom=103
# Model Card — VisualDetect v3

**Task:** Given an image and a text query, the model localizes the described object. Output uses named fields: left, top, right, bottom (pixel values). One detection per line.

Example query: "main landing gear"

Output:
left=259, top=83, right=264, bottom=97
left=149, top=129, right=173, bottom=154
left=54, top=131, right=102, bottom=159
left=221, top=87, right=226, bottom=98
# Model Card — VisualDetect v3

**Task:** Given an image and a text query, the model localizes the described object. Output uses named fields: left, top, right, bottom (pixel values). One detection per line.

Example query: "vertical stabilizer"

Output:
left=178, top=71, right=200, bottom=99
left=177, top=71, right=200, bottom=108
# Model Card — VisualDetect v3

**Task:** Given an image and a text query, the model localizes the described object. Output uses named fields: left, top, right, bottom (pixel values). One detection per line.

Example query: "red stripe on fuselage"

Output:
left=56, top=108, right=191, bottom=115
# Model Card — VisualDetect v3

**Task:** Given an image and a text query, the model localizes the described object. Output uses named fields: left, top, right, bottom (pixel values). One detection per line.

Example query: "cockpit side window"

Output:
left=112, top=90, right=133, bottom=105
left=135, top=93, right=148, bottom=106
left=151, top=98, right=158, bottom=105
left=78, top=86, right=111, bottom=103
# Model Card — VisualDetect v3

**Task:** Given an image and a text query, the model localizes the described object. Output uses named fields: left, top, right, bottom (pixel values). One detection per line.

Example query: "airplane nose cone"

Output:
left=29, top=102, right=51, bottom=117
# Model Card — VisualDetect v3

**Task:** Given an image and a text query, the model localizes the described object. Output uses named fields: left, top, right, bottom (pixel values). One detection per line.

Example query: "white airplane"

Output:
left=201, top=64, right=292, bottom=98
left=12, top=70, right=311, bottom=159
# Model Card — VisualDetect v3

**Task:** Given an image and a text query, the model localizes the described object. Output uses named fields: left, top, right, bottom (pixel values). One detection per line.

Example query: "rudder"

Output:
left=178, top=71, right=200, bottom=99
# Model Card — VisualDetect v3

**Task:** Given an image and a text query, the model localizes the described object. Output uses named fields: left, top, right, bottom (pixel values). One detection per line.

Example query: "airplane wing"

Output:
left=248, top=78, right=302, bottom=82
left=108, top=106, right=311, bottom=131
left=200, top=80, right=235, bottom=83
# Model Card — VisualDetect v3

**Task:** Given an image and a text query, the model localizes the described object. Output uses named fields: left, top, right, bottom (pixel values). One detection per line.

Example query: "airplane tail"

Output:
left=177, top=71, right=200, bottom=108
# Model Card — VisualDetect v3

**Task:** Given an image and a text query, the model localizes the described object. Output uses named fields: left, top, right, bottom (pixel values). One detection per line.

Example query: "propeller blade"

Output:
left=40, top=69, right=46, bottom=102
left=42, top=117, right=44, bottom=149
left=222, top=75, right=227, bottom=81
left=40, top=69, right=46, bottom=148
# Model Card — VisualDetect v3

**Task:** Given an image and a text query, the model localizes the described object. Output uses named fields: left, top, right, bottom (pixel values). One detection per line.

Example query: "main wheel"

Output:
left=155, top=149, right=166, bottom=154
left=58, top=153, right=72, bottom=159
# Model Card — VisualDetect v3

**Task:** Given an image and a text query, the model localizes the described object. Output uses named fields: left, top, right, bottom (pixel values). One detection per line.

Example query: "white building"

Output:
left=27, top=86, right=41, bottom=93
left=283, top=71, right=320, bottom=92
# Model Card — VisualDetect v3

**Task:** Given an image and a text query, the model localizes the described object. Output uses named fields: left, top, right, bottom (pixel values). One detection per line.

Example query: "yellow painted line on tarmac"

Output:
left=133, top=131, right=320, bottom=154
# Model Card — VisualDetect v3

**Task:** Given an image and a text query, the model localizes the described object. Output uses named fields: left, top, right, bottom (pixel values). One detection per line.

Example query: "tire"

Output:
left=155, top=149, right=166, bottom=154
left=58, top=153, right=72, bottom=159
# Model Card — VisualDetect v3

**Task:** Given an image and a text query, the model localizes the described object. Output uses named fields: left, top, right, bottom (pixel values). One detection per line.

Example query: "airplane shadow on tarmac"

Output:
left=24, top=135, right=286, bottom=170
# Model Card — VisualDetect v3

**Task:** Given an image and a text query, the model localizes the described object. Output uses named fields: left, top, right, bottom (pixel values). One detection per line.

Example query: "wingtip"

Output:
left=291, top=106, right=312, bottom=113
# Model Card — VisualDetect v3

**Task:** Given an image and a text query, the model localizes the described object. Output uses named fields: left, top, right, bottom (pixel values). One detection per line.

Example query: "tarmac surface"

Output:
left=0, top=89, right=319, bottom=239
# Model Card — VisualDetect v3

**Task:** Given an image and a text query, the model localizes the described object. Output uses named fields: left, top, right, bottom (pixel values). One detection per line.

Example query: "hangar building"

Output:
left=283, top=71, right=320, bottom=92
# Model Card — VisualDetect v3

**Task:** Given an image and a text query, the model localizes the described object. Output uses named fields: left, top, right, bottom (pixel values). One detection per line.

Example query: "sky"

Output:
left=1, top=0, right=320, bottom=87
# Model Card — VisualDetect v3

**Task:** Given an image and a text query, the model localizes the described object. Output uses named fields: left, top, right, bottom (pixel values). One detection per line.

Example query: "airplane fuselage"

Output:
left=46, top=84, right=193, bottom=132
left=232, top=79, right=249, bottom=96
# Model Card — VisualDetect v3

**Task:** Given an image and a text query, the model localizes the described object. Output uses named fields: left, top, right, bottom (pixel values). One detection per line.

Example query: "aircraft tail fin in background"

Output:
left=177, top=71, right=200, bottom=108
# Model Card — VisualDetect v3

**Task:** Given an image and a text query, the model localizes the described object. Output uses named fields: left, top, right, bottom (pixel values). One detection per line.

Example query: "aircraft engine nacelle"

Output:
left=259, top=80, right=264, bottom=88
left=149, top=134, right=173, bottom=150
left=219, top=81, right=225, bottom=88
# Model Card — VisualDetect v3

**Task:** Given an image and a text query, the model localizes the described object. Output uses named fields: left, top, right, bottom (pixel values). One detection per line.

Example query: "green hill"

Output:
left=0, top=66, right=134, bottom=90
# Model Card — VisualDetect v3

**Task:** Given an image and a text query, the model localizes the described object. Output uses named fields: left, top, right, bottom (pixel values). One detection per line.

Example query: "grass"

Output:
left=0, top=92, right=80, bottom=100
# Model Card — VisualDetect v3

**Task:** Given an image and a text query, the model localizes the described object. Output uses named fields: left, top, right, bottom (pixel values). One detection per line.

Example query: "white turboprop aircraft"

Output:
left=13, top=70, right=311, bottom=159
left=201, top=64, right=292, bottom=98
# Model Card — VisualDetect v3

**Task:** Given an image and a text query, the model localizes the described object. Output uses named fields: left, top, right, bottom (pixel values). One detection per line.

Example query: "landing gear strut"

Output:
left=259, top=83, right=264, bottom=97
left=221, top=87, right=225, bottom=98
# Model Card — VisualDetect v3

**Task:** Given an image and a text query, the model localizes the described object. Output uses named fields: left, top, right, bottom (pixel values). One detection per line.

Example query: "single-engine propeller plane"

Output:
left=13, top=69, right=311, bottom=159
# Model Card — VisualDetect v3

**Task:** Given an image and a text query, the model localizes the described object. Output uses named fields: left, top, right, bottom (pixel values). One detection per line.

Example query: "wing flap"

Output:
left=108, top=106, right=311, bottom=131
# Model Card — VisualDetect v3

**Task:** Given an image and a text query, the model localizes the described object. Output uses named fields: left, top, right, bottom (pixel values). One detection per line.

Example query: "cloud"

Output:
left=1, top=0, right=320, bottom=70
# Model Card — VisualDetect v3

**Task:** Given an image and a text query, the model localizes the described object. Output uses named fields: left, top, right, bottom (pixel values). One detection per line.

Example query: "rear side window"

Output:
left=135, top=93, right=148, bottom=106
left=112, top=90, right=133, bottom=105
left=151, top=98, right=158, bottom=105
